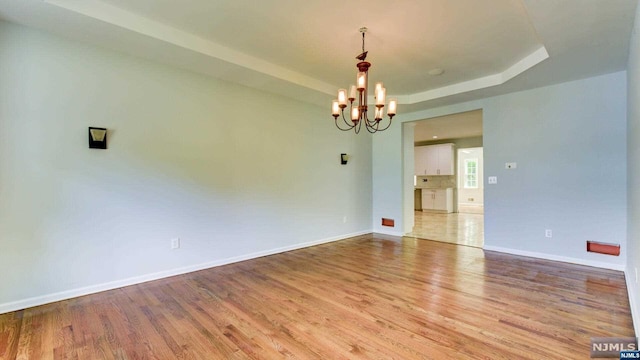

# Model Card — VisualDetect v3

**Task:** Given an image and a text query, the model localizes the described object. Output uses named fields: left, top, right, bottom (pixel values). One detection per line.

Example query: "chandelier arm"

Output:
left=341, top=106, right=356, bottom=128
left=375, top=118, right=394, bottom=132
left=335, top=111, right=356, bottom=131
left=363, top=113, right=378, bottom=126
left=335, top=117, right=355, bottom=131
left=364, top=120, right=379, bottom=133
left=335, top=119, right=355, bottom=131
left=365, top=114, right=382, bottom=129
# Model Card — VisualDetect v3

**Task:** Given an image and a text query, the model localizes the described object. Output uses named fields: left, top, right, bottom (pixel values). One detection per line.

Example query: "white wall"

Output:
left=626, top=1, right=640, bottom=336
left=372, top=122, right=404, bottom=236
left=0, top=21, right=373, bottom=312
left=375, top=71, right=627, bottom=270
left=402, top=123, right=415, bottom=234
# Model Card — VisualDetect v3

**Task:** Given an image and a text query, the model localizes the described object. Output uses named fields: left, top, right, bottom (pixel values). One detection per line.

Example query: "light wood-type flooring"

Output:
left=0, top=234, right=633, bottom=359
left=409, top=211, right=484, bottom=248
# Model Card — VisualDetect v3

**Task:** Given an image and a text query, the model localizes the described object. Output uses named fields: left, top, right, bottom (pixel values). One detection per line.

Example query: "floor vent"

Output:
left=381, top=218, right=394, bottom=227
left=586, top=241, right=620, bottom=256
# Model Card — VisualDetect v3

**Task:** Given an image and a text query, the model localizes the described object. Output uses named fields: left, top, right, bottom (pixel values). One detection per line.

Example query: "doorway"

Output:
left=405, top=110, right=484, bottom=248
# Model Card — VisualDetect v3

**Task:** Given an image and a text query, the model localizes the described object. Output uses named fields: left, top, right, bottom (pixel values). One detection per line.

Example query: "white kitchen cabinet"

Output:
left=434, top=144, right=454, bottom=175
left=420, top=188, right=453, bottom=213
left=414, top=144, right=454, bottom=176
left=414, top=146, right=430, bottom=176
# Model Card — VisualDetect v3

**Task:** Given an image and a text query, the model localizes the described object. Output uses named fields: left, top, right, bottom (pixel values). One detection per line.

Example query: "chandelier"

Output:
left=332, top=27, right=397, bottom=133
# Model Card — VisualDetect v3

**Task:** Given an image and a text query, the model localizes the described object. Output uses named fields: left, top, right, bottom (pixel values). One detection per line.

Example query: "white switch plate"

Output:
left=545, top=229, right=552, bottom=238
left=488, top=176, right=497, bottom=184
left=171, top=238, right=180, bottom=249
left=505, top=162, right=517, bottom=169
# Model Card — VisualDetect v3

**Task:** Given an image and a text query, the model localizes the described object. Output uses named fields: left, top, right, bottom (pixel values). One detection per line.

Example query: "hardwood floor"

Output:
left=0, top=234, right=634, bottom=359
left=409, top=211, right=484, bottom=248
left=457, top=204, right=484, bottom=214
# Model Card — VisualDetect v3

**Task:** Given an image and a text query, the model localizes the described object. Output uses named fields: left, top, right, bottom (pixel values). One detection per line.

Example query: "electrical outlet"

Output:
left=171, top=238, right=180, bottom=249
left=343, top=216, right=347, bottom=223
left=505, top=162, right=517, bottom=169
left=488, top=176, right=497, bottom=184
left=635, top=268, right=638, bottom=284
left=545, top=229, right=552, bottom=238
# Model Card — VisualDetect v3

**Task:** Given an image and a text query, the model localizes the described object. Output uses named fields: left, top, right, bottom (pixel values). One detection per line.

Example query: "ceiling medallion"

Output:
left=332, top=27, right=397, bottom=134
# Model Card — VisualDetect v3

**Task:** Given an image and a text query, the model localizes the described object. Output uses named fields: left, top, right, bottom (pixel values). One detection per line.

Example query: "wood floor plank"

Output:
left=0, top=234, right=634, bottom=359
left=0, top=311, right=22, bottom=360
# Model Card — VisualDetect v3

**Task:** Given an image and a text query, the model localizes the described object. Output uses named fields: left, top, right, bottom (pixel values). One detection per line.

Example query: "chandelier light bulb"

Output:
left=332, top=100, right=340, bottom=116
left=351, top=107, right=360, bottom=122
left=375, top=82, right=383, bottom=96
left=337, top=89, right=347, bottom=106
left=376, top=87, right=386, bottom=106
left=349, top=85, right=357, bottom=100
left=388, top=98, right=397, bottom=116
left=357, top=72, right=366, bottom=91
left=375, top=107, right=383, bottom=120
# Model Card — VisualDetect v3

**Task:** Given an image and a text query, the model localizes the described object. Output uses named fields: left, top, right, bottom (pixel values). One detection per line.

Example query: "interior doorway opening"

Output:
left=404, top=109, right=484, bottom=248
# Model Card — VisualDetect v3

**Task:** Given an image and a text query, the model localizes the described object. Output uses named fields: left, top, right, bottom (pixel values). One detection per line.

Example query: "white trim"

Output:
left=483, top=245, right=626, bottom=271
left=0, top=230, right=372, bottom=314
left=44, top=0, right=337, bottom=95
left=625, top=267, right=640, bottom=336
left=373, top=232, right=404, bottom=241
left=375, top=229, right=404, bottom=237
left=400, top=47, right=549, bottom=105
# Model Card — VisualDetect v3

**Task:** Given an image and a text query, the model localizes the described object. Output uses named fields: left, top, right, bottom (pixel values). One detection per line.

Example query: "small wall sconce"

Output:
left=341, top=153, right=350, bottom=165
left=88, top=127, right=107, bottom=149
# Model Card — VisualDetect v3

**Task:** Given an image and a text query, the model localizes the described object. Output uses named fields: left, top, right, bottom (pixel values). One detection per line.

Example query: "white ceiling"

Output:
left=413, top=110, right=483, bottom=143
left=0, top=0, right=637, bottom=114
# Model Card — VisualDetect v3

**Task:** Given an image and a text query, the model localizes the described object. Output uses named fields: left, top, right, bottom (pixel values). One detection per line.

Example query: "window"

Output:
left=464, top=159, right=478, bottom=189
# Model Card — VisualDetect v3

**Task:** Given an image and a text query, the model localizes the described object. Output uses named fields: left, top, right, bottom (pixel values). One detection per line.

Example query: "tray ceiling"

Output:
left=0, top=0, right=636, bottom=113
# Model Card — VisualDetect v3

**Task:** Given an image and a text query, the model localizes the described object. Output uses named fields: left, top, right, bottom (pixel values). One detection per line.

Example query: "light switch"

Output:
left=488, top=176, right=497, bottom=184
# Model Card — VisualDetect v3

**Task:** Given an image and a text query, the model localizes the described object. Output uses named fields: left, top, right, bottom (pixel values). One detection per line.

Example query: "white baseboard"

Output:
left=0, top=230, right=372, bottom=314
left=625, top=267, right=640, bottom=336
left=373, top=232, right=404, bottom=241
left=483, top=245, right=625, bottom=271
left=374, top=229, right=404, bottom=237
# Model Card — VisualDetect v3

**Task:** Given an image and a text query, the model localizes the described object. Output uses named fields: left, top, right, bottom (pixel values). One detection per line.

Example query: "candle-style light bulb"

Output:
left=357, top=72, right=366, bottom=91
left=351, top=107, right=360, bottom=122
left=388, top=98, right=397, bottom=116
left=338, top=89, right=347, bottom=106
left=376, top=87, right=386, bottom=106
left=375, top=107, right=383, bottom=120
left=375, top=82, right=383, bottom=97
left=349, top=85, right=357, bottom=100
left=332, top=100, right=340, bottom=116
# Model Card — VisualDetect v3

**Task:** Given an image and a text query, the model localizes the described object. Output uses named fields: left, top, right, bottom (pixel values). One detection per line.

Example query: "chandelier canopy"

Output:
left=332, top=27, right=397, bottom=134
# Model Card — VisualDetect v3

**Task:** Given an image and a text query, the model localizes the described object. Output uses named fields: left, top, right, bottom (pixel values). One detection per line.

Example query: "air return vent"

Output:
left=586, top=241, right=620, bottom=256
left=381, top=218, right=395, bottom=227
